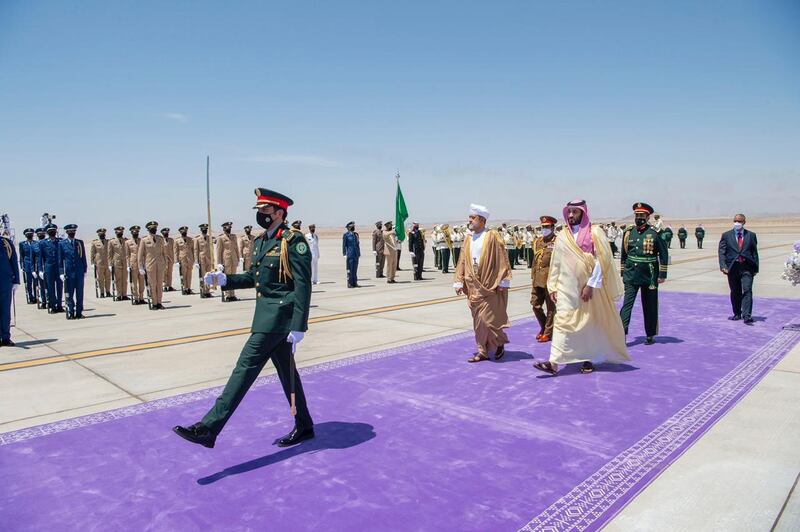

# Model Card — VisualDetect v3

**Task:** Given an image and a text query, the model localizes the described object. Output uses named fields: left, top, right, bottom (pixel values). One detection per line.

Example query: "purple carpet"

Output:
left=1, top=292, right=798, bottom=531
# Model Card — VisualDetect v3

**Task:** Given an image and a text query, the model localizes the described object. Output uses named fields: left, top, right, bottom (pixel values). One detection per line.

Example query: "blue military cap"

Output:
left=46, top=223, right=58, bottom=230
left=64, top=224, right=78, bottom=230
left=23, top=228, right=35, bottom=236
left=346, top=221, right=355, bottom=228
left=35, top=227, right=45, bottom=234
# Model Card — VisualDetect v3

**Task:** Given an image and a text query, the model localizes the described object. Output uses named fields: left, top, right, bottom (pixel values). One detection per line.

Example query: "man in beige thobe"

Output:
left=125, top=225, right=145, bottom=305
left=383, top=221, right=399, bottom=283
left=138, top=220, right=167, bottom=309
left=216, top=221, right=240, bottom=301
left=174, top=226, right=195, bottom=294
left=239, top=225, right=255, bottom=270
left=108, top=226, right=129, bottom=301
left=453, top=204, right=512, bottom=362
left=89, top=228, right=112, bottom=298
left=533, top=199, right=630, bottom=376
left=194, top=224, right=214, bottom=298
left=161, top=227, right=176, bottom=292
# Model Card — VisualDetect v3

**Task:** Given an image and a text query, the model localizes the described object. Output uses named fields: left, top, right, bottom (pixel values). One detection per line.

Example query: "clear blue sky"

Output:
left=1, top=0, right=798, bottom=235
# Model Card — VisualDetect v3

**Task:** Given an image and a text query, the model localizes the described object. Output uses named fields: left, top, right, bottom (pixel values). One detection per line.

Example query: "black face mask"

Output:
left=115, top=232, right=124, bottom=238
left=256, top=212, right=272, bottom=230
left=179, top=231, right=187, bottom=237
left=148, top=228, right=157, bottom=235
left=47, top=230, right=56, bottom=237
left=635, top=217, right=648, bottom=227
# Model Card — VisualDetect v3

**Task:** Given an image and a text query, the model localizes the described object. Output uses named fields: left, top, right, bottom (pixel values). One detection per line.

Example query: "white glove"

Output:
left=127, top=266, right=131, bottom=272
left=59, top=274, right=65, bottom=282
left=12, top=283, right=18, bottom=296
left=372, top=250, right=377, bottom=256
left=410, top=252, right=415, bottom=257
left=216, top=263, right=224, bottom=271
left=31, top=272, right=37, bottom=279
left=286, top=331, right=305, bottom=354
left=139, top=268, right=145, bottom=276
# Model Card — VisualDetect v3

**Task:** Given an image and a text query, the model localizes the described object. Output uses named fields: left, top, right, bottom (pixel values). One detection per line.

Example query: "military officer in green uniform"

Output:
left=677, top=225, right=688, bottom=248
left=695, top=224, right=705, bottom=249
left=174, top=188, right=314, bottom=448
left=661, top=226, right=673, bottom=248
left=530, top=215, right=557, bottom=342
left=619, top=202, right=669, bottom=345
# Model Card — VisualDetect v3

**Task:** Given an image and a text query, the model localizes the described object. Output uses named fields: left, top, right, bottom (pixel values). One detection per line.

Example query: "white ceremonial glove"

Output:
left=216, top=263, right=224, bottom=271
left=139, top=268, right=145, bottom=276
left=372, top=250, right=377, bottom=256
left=410, top=252, right=415, bottom=257
left=127, top=266, right=131, bottom=272
left=286, top=331, right=305, bottom=354
left=31, top=272, right=38, bottom=279
left=12, top=283, right=19, bottom=296
left=59, top=274, right=65, bottom=282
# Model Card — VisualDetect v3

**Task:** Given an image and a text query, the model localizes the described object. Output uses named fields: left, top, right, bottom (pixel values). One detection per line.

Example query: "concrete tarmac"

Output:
left=1, top=225, right=798, bottom=530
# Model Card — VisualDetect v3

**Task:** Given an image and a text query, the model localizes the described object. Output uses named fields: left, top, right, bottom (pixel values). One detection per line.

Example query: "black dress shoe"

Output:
left=728, top=315, right=742, bottom=321
left=173, top=423, right=216, bottom=448
left=121, top=296, right=130, bottom=301
left=743, top=317, right=754, bottom=325
left=1, top=339, right=15, bottom=347
left=275, top=426, right=315, bottom=447
left=186, top=290, right=194, bottom=295
left=645, top=336, right=655, bottom=345
left=76, top=314, right=86, bottom=319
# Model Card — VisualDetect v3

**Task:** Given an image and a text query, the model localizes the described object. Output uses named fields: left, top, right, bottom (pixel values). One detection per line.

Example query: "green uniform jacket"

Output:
left=661, top=229, right=673, bottom=242
left=695, top=227, right=705, bottom=238
left=224, top=225, right=312, bottom=333
left=621, top=225, right=669, bottom=285
left=677, top=228, right=688, bottom=239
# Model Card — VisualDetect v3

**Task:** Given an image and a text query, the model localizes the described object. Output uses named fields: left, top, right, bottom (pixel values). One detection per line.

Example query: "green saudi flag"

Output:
left=395, top=174, right=409, bottom=242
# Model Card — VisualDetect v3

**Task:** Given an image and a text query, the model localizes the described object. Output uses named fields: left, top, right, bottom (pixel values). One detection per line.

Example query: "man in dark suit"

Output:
left=718, top=214, right=759, bottom=325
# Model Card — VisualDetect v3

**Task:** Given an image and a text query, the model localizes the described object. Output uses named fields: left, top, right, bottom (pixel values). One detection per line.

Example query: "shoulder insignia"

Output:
left=295, top=241, right=308, bottom=255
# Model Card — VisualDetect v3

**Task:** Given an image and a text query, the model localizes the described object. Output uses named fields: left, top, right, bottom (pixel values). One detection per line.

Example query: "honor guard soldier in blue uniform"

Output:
left=174, top=188, right=315, bottom=448
left=39, top=224, right=64, bottom=313
left=1, top=234, right=20, bottom=346
left=19, top=228, right=39, bottom=304
left=34, top=228, right=48, bottom=309
left=342, top=221, right=361, bottom=288
left=619, top=202, right=669, bottom=345
left=59, top=224, right=88, bottom=319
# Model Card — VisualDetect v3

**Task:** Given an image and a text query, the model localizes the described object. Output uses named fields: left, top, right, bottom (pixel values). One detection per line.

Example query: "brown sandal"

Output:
left=468, top=354, right=489, bottom=363
left=533, top=361, right=557, bottom=375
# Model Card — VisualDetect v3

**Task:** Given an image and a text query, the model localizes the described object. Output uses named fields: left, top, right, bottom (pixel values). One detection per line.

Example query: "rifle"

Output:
left=178, top=260, right=186, bottom=294
left=220, top=264, right=226, bottom=302
left=110, top=265, right=117, bottom=299
left=128, top=266, right=135, bottom=305
left=197, top=262, right=205, bottom=297
left=143, top=270, right=153, bottom=310
left=93, top=264, right=99, bottom=298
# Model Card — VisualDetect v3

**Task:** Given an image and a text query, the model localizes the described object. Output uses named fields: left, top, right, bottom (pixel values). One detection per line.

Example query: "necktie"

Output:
left=737, top=232, right=744, bottom=262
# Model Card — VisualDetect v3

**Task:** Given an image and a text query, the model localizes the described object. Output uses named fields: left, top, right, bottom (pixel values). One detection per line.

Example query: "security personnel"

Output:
left=620, top=202, right=669, bottom=345
left=695, top=225, right=705, bottom=249
left=39, top=224, right=64, bottom=313
left=173, top=188, right=314, bottom=448
left=19, top=228, right=38, bottom=304
left=194, top=224, right=214, bottom=298
left=59, top=224, right=88, bottom=319
left=1, top=234, right=20, bottom=346
left=239, top=225, right=255, bottom=271
left=108, top=226, right=129, bottom=301
left=216, top=221, right=240, bottom=302
left=531, top=216, right=557, bottom=342
left=677, top=226, right=688, bottom=249
left=161, top=227, right=176, bottom=292
left=89, top=228, right=112, bottom=298
left=34, top=228, right=48, bottom=308
left=174, top=226, right=195, bottom=294
left=138, top=221, right=167, bottom=309
left=408, top=222, right=426, bottom=280
left=342, top=221, right=361, bottom=288
left=372, top=220, right=385, bottom=278
left=126, top=225, right=146, bottom=305
left=661, top=226, right=674, bottom=249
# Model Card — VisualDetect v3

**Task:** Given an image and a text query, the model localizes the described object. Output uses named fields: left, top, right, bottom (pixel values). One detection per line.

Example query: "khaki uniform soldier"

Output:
left=620, top=202, right=669, bottom=345
left=161, top=227, right=176, bottom=292
left=107, top=226, right=129, bottom=300
left=530, top=216, right=558, bottom=342
left=138, top=220, right=167, bottom=309
left=125, top=226, right=146, bottom=305
left=194, top=224, right=215, bottom=298
left=173, top=187, right=315, bottom=449
left=216, top=221, right=240, bottom=302
left=383, top=221, right=399, bottom=283
left=174, top=226, right=195, bottom=294
left=372, top=221, right=385, bottom=278
left=89, top=228, right=112, bottom=298
left=240, top=225, right=255, bottom=270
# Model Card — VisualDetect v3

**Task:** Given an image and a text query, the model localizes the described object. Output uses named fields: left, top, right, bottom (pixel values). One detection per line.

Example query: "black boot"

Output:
left=172, top=423, right=216, bottom=448
left=274, top=426, right=315, bottom=448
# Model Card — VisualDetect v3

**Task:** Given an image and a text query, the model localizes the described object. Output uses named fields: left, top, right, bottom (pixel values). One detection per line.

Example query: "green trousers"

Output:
left=619, top=283, right=659, bottom=338
left=202, top=332, right=314, bottom=435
